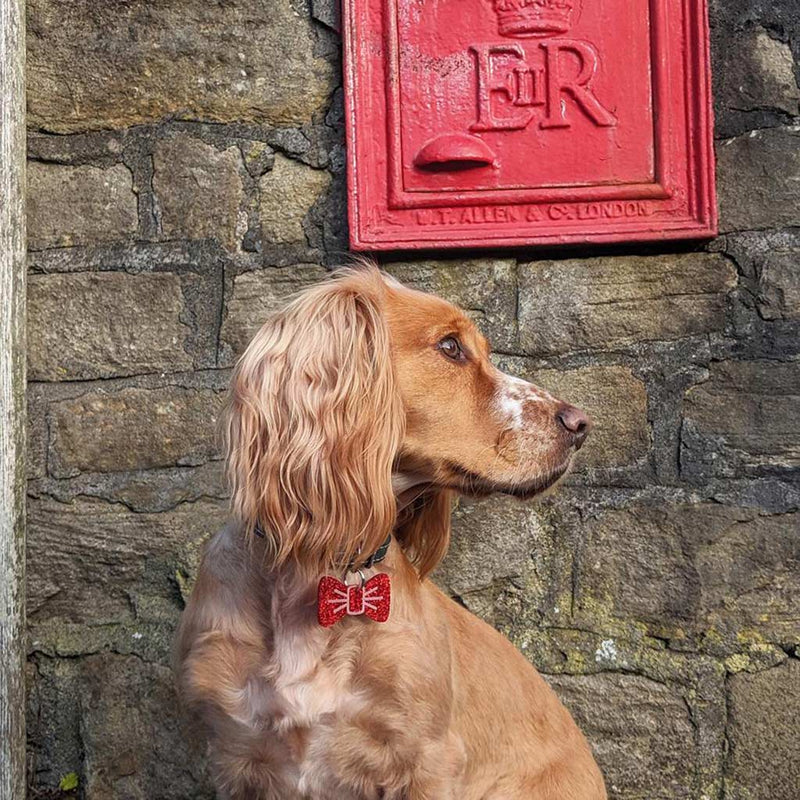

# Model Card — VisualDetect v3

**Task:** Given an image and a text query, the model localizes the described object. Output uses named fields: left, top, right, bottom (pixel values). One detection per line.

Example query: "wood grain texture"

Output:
left=0, top=0, right=27, bottom=796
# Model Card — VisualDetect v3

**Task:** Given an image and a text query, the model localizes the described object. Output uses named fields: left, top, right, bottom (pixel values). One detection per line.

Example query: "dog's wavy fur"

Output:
left=176, top=264, right=606, bottom=799
left=226, top=274, right=405, bottom=577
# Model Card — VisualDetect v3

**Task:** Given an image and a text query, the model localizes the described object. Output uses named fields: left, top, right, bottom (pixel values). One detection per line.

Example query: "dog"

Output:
left=175, top=264, right=606, bottom=799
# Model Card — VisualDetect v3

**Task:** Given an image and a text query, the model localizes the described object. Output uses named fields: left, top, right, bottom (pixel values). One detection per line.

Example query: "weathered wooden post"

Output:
left=0, top=0, right=27, bottom=795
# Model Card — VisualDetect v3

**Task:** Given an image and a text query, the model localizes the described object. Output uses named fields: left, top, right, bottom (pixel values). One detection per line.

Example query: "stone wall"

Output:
left=24, top=1, right=799, bottom=798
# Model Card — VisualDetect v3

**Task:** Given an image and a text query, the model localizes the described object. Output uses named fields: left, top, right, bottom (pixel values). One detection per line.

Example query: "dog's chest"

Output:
left=269, top=625, right=363, bottom=798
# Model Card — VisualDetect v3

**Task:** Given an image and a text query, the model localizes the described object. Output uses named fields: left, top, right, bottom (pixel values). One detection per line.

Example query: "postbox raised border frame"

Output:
left=343, top=0, right=717, bottom=251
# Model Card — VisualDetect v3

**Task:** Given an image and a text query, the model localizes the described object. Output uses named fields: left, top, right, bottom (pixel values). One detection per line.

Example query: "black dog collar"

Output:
left=253, top=525, right=392, bottom=571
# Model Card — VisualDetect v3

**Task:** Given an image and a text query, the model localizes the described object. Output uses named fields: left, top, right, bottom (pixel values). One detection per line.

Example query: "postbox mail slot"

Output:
left=343, top=0, right=717, bottom=251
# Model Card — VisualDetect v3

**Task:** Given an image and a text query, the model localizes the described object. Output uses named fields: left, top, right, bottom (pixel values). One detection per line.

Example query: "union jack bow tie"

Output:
left=317, top=573, right=391, bottom=627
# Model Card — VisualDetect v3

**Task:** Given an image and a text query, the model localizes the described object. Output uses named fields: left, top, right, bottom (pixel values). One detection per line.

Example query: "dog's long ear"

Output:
left=224, top=269, right=403, bottom=576
left=395, top=489, right=454, bottom=579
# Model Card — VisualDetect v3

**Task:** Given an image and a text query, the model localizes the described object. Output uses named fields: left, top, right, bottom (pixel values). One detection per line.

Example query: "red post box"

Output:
left=343, top=0, right=717, bottom=251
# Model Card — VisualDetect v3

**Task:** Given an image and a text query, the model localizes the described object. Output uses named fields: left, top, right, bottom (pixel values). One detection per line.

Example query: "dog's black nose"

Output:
left=556, top=404, right=592, bottom=450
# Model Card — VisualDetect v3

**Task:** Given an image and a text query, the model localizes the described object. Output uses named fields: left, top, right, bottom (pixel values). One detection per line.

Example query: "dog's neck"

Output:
left=392, top=472, right=428, bottom=494
left=249, top=473, right=432, bottom=591
left=392, top=471, right=432, bottom=513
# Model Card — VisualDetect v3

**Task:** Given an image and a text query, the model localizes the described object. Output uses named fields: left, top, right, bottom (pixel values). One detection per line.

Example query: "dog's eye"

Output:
left=438, top=336, right=465, bottom=362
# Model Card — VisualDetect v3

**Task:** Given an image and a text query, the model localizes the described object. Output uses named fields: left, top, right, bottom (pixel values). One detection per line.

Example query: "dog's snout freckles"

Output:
left=494, top=373, right=591, bottom=453
left=494, top=373, right=554, bottom=430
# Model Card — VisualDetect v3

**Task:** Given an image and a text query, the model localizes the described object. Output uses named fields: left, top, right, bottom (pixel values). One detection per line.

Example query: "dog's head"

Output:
left=226, top=264, right=590, bottom=577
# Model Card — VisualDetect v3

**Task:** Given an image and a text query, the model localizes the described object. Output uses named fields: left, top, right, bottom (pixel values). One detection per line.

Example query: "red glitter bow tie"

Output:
left=317, top=573, right=391, bottom=627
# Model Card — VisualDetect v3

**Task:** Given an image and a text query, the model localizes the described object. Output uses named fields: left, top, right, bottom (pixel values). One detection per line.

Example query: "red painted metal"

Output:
left=343, top=0, right=717, bottom=251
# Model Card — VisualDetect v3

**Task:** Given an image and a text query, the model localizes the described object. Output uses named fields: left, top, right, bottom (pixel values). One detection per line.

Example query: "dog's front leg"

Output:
left=210, top=747, right=304, bottom=800
left=403, top=732, right=466, bottom=800
left=314, top=716, right=465, bottom=800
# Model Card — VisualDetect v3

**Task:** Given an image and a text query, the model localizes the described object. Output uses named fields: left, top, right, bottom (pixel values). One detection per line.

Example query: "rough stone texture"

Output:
left=311, top=0, right=341, bottom=32
left=741, top=29, right=799, bottom=115
left=437, top=495, right=566, bottom=605
left=22, top=0, right=800, bottom=797
left=259, top=154, right=332, bottom=244
left=715, top=26, right=800, bottom=120
left=724, top=661, right=800, bottom=800
left=26, top=497, right=228, bottom=797
left=48, top=387, right=225, bottom=478
left=29, top=461, right=228, bottom=516
left=27, top=162, right=137, bottom=249
left=682, top=360, right=800, bottom=479
left=220, top=264, right=329, bottom=363
left=575, top=504, right=800, bottom=650
left=153, top=134, right=246, bottom=251
left=27, top=656, right=84, bottom=793
left=79, top=653, right=214, bottom=799
left=28, top=653, right=214, bottom=798
left=757, top=246, right=800, bottom=320
left=28, top=272, right=192, bottom=381
left=540, top=366, right=651, bottom=471
left=499, top=361, right=651, bottom=470
left=547, top=673, right=697, bottom=800
left=723, top=229, right=800, bottom=329
left=384, top=260, right=519, bottom=352
left=710, top=0, right=800, bottom=137
left=717, top=127, right=800, bottom=232
left=27, top=0, right=336, bottom=132
left=27, top=495, right=227, bottom=630
left=519, top=255, right=736, bottom=356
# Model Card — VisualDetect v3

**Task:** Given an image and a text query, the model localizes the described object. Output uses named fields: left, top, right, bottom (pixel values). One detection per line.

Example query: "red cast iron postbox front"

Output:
left=343, top=0, right=717, bottom=251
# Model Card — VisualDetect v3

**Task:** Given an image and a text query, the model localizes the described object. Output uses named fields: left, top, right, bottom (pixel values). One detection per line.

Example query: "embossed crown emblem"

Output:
left=493, top=0, right=578, bottom=38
